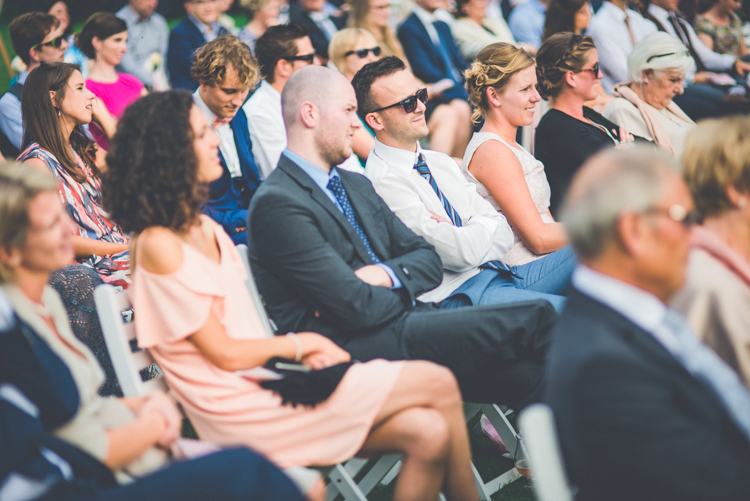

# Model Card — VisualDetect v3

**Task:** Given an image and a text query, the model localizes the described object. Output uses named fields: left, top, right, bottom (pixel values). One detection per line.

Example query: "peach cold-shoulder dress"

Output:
left=129, top=220, right=404, bottom=468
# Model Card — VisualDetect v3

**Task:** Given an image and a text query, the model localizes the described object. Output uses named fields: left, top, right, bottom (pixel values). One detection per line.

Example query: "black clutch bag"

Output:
left=259, top=357, right=354, bottom=408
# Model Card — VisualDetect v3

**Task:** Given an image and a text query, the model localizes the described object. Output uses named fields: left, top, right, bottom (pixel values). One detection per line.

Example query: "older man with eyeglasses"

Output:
left=545, top=146, right=750, bottom=501
left=0, top=12, right=68, bottom=157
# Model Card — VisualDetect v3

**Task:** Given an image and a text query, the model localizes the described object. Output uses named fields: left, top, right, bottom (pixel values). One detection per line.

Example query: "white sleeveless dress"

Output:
left=462, top=132, right=554, bottom=267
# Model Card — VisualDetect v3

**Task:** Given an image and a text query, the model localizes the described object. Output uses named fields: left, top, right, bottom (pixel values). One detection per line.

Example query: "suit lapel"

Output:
left=339, top=172, right=388, bottom=261
left=277, top=157, right=373, bottom=264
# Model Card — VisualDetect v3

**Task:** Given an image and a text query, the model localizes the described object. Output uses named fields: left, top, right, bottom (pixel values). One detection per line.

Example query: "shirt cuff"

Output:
left=376, top=264, right=402, bottom=289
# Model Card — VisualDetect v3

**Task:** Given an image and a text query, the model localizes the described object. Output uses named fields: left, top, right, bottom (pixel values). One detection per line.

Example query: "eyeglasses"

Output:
left=641, top=204, right=698, bottom=228
left=285, top=53, right=316, bottom=63
left=578, top=62, right=599, bottom=75
left=344, top=46, right=382, bottom=59
left=371, top=88, right=428, bottom=114
left=646, top=50, right=691, bottom=63
left=32, top=35, right=65, bottom=51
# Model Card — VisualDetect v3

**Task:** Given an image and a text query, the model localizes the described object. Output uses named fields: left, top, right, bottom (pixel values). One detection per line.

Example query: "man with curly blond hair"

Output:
left=192, top=35, right=263, bottom=244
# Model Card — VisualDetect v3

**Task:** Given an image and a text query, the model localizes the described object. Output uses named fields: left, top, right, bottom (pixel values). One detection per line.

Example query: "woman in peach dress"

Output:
left=102, top=90, right=479, bottom=501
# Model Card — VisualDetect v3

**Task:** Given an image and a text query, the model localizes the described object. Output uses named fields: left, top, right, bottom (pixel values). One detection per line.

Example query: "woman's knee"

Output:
left=402, top=408, right=451, bottom=461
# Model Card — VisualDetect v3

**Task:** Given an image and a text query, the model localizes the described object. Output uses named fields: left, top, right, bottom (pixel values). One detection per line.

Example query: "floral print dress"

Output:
left=19, top=143, right=130, bottom=288
left=695, top=12, right=744, bottom=57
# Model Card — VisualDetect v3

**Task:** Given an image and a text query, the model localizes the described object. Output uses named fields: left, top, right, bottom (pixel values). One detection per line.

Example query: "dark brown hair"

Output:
left=10, top=12, right=59, bottom=65
left=22, top=62, right=99, bottom=184
left=76, top=12, right=128, bottom=60
left=351, top=55, right=406, bottom=119
left=103, top=91, right=204, bottom=234
left=254, top=22, right=309, bottom=83
left=542, top=0, right=588, bottom=42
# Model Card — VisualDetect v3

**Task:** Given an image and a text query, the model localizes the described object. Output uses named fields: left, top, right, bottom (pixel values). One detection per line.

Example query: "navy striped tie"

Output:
left=414, top=154, right=521, bottom=279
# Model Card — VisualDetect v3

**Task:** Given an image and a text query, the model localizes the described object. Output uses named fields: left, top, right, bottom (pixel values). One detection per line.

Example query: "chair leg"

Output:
left=482, top=404, right=518, bottom=456
left=326, top=464, right=368, bottom=501
left=356, top=454, right=401, bottom=495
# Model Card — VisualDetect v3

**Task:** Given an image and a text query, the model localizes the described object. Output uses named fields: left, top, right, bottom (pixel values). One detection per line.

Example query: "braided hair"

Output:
left=535, top=33, right=596, bottom=101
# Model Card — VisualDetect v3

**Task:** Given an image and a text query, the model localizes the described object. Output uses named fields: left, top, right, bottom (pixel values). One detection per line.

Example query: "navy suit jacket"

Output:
left=397, top=13, right=468, bottom=101
left=545, top=287, right=750, bottom=501
left=204, top=108, right=263, bottom=245
left=167, top=18, right=228, bottom=91
left=294, top=11, right=347, bottom=60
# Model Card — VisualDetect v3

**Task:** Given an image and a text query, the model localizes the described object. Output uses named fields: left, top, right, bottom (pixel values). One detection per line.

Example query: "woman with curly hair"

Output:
left=77, top=12, right=146, bottom=150
left=461, top=42, right=573, bottom=297
left=104, top=90, right=479, bottom=501
left=19, top=62, right=128, bottom=289
left=534, top=33, right=637, bottom=215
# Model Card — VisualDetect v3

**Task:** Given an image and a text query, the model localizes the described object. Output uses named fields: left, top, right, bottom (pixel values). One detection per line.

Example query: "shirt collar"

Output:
left=17, top=72, right=29, bottom=85
left=601, top=1, right=629, bottom=20
left=372, top=138, right=422, bottom=173
left=260, top=79, right=280, bottom=97
left=188, top=13, right=218, bottom=36
left=283, top=149, right=340, bottom=192
left=413, top=4, right=438, bottom=25
left=122, top=5, right=150, bottom=23
left=192, top=89, right=218, bottom=126
left=572, top=264, right=668, bottom=334
left=529, top=0, right=548, bottom=13
left=649, top=4, right=671, bottom=18
left=0, top=287, right=15, bottom=333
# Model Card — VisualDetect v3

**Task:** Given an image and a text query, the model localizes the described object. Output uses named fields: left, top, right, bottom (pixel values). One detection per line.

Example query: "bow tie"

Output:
left=212, top=117, right=232, bottom=131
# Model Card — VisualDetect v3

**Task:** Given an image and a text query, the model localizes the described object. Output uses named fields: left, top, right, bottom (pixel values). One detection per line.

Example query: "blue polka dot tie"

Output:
left=414, top=153, right=521, bottom=279
left=327, top=175, right=381, bottom=264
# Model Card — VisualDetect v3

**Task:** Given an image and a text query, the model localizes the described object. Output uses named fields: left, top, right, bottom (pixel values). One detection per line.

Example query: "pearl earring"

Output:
left=740, top=198, right=747, bottom=208
left=643, top=77, right=648, bottom=83
left=56, top=108, right=61, bottom=117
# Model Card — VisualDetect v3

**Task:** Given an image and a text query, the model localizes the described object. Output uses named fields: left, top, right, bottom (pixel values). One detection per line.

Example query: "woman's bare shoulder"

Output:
left=137, top=227, right=184, bottom=275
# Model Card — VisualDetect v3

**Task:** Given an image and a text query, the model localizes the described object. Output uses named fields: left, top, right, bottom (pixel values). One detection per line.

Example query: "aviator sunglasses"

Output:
left=32, top=35, right=65, bottom=51
left=371, top=88, right=428, bottom=114
left=345, top=46, right=382, bottom=59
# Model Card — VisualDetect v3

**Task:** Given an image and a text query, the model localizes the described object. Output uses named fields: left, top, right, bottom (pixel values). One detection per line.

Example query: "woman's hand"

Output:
left=296, top=332, right=352, bottom=370
left=139, top=393, right=182, bottom=447
left=90, top=97, right=118, bottom=139
left=618, top=127, right=634, bottom=142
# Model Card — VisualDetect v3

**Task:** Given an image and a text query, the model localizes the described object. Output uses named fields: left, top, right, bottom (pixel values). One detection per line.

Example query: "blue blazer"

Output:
left=204, top=108, right=262, bottom=245
left=294, top=11, right=347, bottom=60
left=397, top=13, right=468, bottom=101
left=167, top=18, right=228, bottom=91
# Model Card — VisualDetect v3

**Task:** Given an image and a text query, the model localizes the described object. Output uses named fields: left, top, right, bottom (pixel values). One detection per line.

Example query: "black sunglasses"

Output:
left=371, top=88, right=428, bottom=114
left=32, top=35, right=65, bottom=51
left=285, top=53, right=316, bottom=63
left=578, top=61, right=599, bottom=75
left=345, top=46, right=382, bottom=59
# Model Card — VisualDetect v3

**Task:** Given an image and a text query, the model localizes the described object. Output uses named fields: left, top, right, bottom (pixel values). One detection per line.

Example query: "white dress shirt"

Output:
left=193, top=90, right=242, bottom=178
left=588, top=2, right=657, bottom=92
left=365, top=139, right=515, bottom=302
left=647, top=4, right=735, bottom=72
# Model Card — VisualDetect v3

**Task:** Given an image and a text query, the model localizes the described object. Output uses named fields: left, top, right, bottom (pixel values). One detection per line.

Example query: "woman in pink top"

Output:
left=77, top=12, right=146, bottom=149
left=103, top=91, right=479, bottom=501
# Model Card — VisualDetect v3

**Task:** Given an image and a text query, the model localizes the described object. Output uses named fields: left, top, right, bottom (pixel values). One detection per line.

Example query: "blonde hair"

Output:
left=682, top=116, right=750, bottom=218
left=240, top=0, right=273, bottom=16
left=535, top=33, right=596, bottom=100
left=328, top=28, right=378, bottom=74
left=191, top=35, right=260, bottom=90
left=465, top=42, right=535, bottom=124
left=0, top=162, right=58, bottom=283
left=348, top=0, right=407, bottom=61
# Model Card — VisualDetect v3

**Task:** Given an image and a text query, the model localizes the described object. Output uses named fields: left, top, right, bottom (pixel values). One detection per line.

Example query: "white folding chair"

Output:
left=94, top=284, right=165, bottom=397
left=518, top=404, right=575, bottom=501
left=235, top=244, right=276, bottom=335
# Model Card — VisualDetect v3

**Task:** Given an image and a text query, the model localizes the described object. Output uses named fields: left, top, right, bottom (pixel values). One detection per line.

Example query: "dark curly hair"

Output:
left=103, top=91, right=204, bottom=234
left=535, top=33, right=595, bottom=100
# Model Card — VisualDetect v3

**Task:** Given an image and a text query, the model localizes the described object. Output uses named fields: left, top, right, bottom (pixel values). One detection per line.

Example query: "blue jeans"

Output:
left=441, top=245, right=576, bottom=312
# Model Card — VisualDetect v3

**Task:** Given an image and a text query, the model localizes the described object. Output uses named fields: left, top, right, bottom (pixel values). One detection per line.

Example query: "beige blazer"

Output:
left=1, top=283, right=168, bottom=483
left=452, top=17, right=516, bottom=61
left=672, top=249, right=750, bottom=389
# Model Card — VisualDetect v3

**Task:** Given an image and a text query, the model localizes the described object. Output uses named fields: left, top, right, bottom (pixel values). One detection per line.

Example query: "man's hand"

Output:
left=354, top=264, right=393, bottom=288
left=734, top=59, right=750, bottom=76
left=429, top=210, right=451, bottom=223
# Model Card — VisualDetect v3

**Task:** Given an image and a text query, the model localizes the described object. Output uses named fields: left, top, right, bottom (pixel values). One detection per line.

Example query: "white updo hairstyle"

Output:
left=627, top=32, right=695, bottom=83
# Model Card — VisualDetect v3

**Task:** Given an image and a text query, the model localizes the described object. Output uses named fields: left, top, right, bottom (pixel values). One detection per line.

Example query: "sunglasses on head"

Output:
left=646, top=50, right=691, bottom=63
left=345, top=46, right=382, bottom=59
left=285, top=53, right=316, bottom=63
left=32, top=35, right=65, bottom=51
left=371, top=88, right=428, bottom=114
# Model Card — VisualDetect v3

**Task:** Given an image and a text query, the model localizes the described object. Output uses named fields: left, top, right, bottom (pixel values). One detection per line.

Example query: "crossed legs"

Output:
left=358, top=361, right=478, bottom=501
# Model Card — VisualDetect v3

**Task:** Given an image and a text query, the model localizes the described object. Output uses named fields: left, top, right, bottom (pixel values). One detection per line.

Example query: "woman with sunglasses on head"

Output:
left=77, top=12, right=147, bottom=150
left=461, top=42, right=574, bottom=299
left=604, top=33, right=696, bottom=156
left=328, top=28, right=380, bottom=165
left=19, top=62, right=128, bottom=289
left=349, top=0, right=409, bottom=63
left=535, top=33, right=640, bottom=216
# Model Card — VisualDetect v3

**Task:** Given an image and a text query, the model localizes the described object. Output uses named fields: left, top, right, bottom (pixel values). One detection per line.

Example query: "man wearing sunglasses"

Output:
left=246, top=23, right=359, bottom=180
left=545, top=147, right=750, bottom=501
left=248, top=65, right=557, bottom=411
left=0, top=13, right=68, bottom=156
left=355, top=57, right=570, bottom=312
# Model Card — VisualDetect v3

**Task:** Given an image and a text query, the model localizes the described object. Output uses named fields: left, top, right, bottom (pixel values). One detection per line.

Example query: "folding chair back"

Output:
left=94, top=284, right=167, bottom=397
left=518, top=404, right=574, bottom=501
left=235, top=244, right=276, bottom=337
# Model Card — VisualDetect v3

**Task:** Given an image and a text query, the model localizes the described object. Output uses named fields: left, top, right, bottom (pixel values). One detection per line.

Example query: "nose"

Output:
left=61, top=38, right=69, bottom=51
left=531, top=86, right=541, bottom=103
left=675, top=80, right=684, bottom=95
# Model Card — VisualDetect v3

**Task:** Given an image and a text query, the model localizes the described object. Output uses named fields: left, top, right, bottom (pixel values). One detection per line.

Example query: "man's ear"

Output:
left=616, top=211, right=647, bottom=258
left=275, top=59, right=292, bottom=81
left=298, top=101, right=318, bottom=128
left=28, top=47, right=41, bottom=65
left=364, top=112, right=384, bottom=132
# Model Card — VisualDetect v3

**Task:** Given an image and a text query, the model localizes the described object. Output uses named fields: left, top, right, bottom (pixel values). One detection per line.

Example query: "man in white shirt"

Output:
left=116, top=0, right=169, bottom=90
left=546, top=146, right=750, bottom=500
left=354, top=57, right=572, bottom=311
left=192, top=36, right=263, bottom=244
left=587, top=0, right=657, bottom=92
left=246, top=23, right=360, bottom=180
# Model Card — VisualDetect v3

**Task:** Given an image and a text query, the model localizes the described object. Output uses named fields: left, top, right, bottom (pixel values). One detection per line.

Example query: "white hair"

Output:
left=627, top=32, right=695, bottom=82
